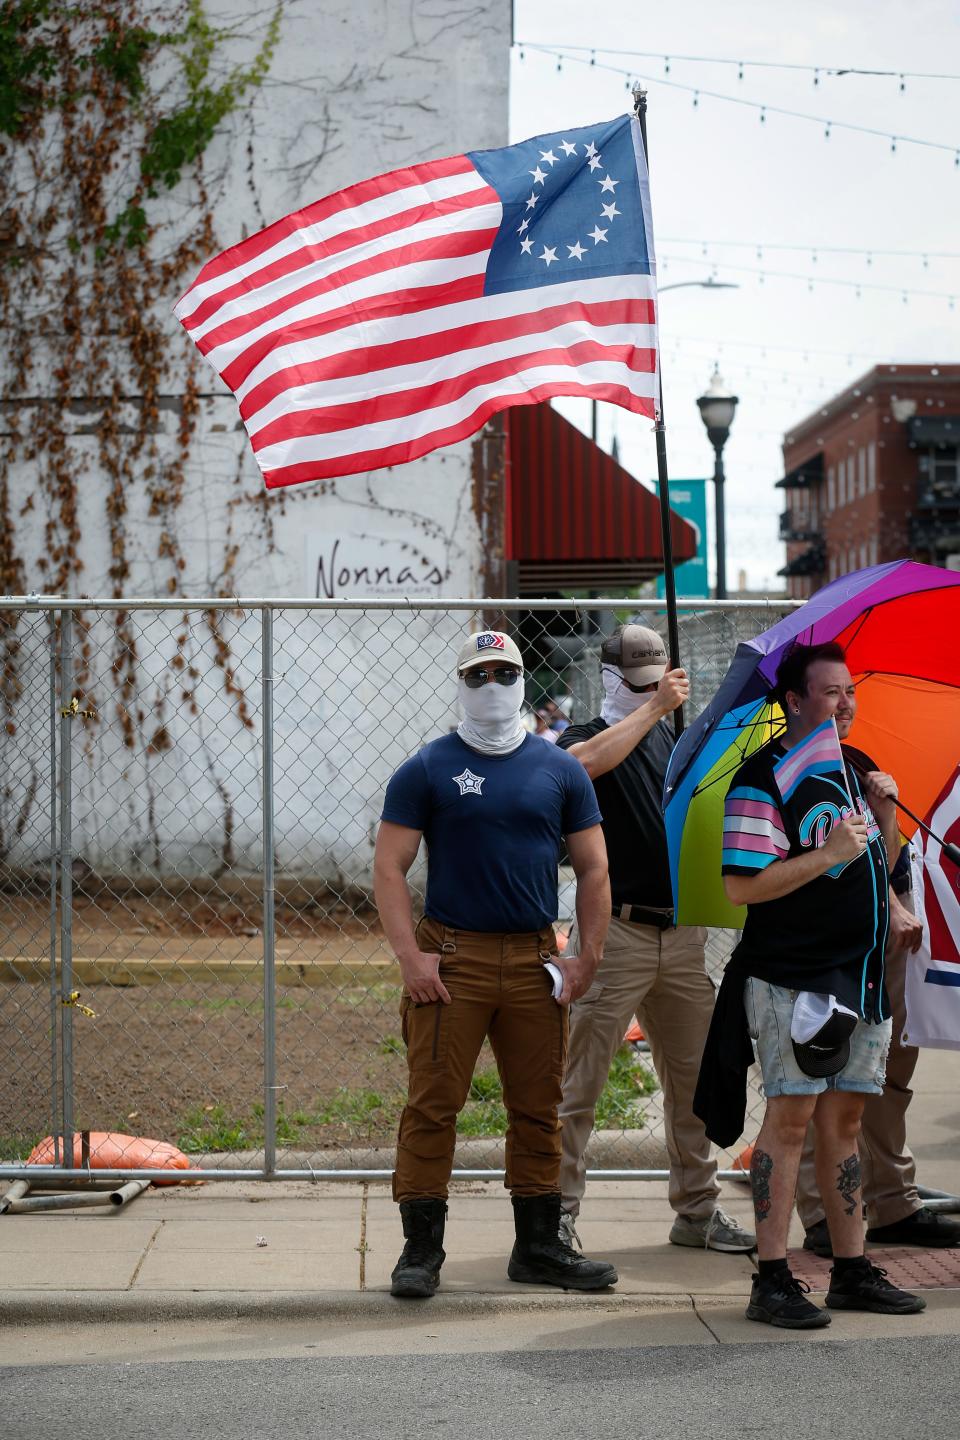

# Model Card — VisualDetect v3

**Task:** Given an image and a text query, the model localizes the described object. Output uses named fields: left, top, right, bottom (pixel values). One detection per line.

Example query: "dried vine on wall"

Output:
left=0, top=0, right=280, bottom=750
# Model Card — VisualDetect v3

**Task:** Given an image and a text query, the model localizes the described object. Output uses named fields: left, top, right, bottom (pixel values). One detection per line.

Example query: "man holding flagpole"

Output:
left=716, top=641, right=925, bottom=1328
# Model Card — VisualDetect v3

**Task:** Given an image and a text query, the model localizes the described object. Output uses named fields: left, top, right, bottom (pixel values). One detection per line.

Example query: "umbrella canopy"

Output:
left=664, top=561, right=960, bottom=927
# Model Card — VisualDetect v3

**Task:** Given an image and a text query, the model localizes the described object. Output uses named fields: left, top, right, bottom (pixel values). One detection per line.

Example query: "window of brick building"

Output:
left=867, top=442, right=876, bottom=492
left=858, top=448, right=867, bottom=497
left=827, top=466, right=835, bottom=510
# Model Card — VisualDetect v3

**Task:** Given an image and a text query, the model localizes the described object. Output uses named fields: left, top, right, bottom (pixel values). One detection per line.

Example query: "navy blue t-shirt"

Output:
left=381, top=733, right=603, bottom=933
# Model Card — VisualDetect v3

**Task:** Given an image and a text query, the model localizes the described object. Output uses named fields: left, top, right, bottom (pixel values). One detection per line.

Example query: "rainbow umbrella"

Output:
left=664, top=561, right=960, bottom=927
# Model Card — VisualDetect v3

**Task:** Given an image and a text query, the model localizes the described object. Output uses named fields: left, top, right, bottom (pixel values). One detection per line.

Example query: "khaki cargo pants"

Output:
left=392, top=915, right=568, bottom=1203
left=559, top=916, right=720, bottom=1220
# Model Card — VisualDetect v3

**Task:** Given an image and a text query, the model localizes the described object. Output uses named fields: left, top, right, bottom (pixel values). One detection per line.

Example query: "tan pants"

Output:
left=559, top=917, right=720, bottom=1220
left=796, top=937, right=921, bottom=1230
left=393, top=916, right=568, bottom=1203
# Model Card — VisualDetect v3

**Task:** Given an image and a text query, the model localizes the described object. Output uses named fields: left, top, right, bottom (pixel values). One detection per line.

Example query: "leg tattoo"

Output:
left=836, top=1154, right=861, bottom=1217
left=750, top=1147, right=774, bottom=1224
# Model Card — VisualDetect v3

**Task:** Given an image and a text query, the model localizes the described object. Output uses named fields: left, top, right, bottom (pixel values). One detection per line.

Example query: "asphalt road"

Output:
left=5, top=1336, right=960, bottom=1439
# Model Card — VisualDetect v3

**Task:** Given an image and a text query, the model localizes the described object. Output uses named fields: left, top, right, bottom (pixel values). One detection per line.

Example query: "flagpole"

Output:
left=633, top=86, right=684, bottom=741
left=832, top=716, right=856, bottom=811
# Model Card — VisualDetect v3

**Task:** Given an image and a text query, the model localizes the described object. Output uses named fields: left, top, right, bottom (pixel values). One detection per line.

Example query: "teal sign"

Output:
left=655, top=479, right=708, bottom=599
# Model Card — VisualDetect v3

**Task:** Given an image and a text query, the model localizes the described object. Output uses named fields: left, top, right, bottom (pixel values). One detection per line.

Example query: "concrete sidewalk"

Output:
left=3, top=1047, right=960, bottom=1353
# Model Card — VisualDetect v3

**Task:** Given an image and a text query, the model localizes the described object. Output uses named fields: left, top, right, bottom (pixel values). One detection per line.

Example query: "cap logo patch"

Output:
left=475, top=632, right=504, bottom=652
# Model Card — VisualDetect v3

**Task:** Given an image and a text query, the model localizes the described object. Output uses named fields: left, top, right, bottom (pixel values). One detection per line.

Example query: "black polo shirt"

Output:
left=722, top=738, right=890, bottom=1020
left=557, top=716, right=674, bottom=909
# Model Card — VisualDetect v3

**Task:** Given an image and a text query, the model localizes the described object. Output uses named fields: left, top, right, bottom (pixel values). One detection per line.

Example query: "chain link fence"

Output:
left=0, top=595, right=795, bottom=1183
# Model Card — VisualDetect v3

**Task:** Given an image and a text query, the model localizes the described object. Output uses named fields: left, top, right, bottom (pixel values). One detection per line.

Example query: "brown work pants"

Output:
left=392, top=916, right=567, bottom=1203
left=796, top=933, right=921, bottom=1230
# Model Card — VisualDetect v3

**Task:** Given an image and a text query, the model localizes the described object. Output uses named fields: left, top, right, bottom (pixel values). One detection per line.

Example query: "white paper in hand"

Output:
left=543, top=960, right=564, bottom=1000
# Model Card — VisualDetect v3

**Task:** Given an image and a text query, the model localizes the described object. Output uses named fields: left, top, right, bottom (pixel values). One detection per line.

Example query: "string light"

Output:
left=514, top=47, right=960, bottom=160
left=659, top=238, right=960, bottom=261
left=515, top=42, right=960, bottom=84
left=658, top=255, right=958, bottom=303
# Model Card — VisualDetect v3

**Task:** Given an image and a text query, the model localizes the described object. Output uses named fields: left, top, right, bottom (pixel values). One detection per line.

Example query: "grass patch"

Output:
left=174, top=1045, right=658, bottom=1150
left=0, top=1134, right=42, bottom=1163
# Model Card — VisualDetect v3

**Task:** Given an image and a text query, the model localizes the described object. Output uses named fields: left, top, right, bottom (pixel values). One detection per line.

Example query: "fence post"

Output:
left=47, top=613, right=60, bottom=1164
left=261, top=606, right=277, bottom=1175
left=58, top=608, right=74, bottom=1169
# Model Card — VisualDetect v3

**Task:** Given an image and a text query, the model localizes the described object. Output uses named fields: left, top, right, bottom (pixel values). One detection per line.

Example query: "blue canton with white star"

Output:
left=466, top=115, right=651, bottom=296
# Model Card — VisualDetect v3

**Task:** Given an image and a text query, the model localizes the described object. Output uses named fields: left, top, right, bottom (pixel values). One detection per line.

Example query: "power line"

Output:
left=515, top=47, right=960, bottom=160
left=515, top=42, right=960, bottom=84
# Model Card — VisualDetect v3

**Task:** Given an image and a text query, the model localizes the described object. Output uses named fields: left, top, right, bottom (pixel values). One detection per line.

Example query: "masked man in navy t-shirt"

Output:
left=374, top=630, right=617, bottom=1299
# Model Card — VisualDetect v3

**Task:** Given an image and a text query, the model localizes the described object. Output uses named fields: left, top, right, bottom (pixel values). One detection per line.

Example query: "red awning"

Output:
left=506, top=405, right=698, bottom=593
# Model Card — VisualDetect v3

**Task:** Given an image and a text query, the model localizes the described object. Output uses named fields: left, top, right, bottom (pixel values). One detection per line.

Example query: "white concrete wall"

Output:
left=1, top=0, right=510, bottom=886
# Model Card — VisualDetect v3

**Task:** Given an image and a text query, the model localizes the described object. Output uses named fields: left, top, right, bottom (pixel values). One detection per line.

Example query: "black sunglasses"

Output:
left=461, top=666, right=521, bottom=689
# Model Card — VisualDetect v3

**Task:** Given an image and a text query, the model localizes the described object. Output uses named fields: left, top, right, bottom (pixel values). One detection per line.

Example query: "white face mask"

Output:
left=456, top=674, right=526, bottom=755
left=600, top=665, right=657, bottom=726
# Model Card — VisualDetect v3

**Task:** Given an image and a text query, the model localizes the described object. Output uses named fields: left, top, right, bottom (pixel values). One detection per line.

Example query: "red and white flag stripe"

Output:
left=175, top=145, right=659, bottom=488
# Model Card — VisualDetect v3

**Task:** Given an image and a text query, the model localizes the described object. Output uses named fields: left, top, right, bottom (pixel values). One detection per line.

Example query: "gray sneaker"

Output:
left=558, top=1210, right=582, bottom=1250
left=669, top=1208, right=756, bottom=1253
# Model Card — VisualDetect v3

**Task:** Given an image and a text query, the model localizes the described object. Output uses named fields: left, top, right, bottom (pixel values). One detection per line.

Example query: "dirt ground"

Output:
left=2, top=888, right=591, bottom=1164
left=1, top=887, right=415, bottom=1161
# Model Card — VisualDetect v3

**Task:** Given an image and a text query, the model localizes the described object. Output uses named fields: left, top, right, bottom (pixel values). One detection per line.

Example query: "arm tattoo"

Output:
left=750, top=1147, right=774, bottom=1224
left=836, top=1154, right=862, bottom=1217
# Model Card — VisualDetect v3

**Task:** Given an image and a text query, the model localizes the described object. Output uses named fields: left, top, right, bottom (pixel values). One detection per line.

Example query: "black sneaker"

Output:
left=746, top=1270, right=831, bottom=1329
left=866, top=1206, right=960, bottom=1248
left=826, top=1258, right=926, bottom=1314
left=803, top=1219, right=833, bottom=1258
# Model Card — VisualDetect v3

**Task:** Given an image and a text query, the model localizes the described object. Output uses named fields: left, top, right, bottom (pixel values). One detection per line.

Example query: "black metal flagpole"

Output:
left=633, top=86, right=684, bottom=740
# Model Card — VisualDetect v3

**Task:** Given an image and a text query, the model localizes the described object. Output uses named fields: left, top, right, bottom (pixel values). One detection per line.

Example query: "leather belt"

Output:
left=612, top=904, right=675, bottom=931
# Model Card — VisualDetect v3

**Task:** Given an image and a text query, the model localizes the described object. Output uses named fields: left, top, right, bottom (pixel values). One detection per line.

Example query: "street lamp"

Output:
left=696, top=368, right=739, bottom=601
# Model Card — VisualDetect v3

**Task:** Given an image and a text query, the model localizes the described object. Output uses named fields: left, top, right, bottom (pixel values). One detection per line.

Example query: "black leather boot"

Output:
left=507, top=1193, right=618, bottom=1290
left=391, top=1198, right=447, bottom=1298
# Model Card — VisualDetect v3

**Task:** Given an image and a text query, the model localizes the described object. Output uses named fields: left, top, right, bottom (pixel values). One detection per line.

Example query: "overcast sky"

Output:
left=510, top=0, right=960, bottom=590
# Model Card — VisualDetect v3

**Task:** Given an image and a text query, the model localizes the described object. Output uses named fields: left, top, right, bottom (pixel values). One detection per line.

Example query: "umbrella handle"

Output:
left=845, top=756, right=959, bottom=870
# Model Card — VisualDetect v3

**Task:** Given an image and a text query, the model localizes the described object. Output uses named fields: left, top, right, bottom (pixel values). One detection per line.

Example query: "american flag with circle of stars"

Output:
left=176, top=113, right=659, bottom=488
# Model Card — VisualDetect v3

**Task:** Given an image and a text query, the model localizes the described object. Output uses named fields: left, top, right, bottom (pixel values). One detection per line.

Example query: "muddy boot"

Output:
left=508, top=1193, right=618, bottom=1291
left=390, top=1198, right=447, bottom=1298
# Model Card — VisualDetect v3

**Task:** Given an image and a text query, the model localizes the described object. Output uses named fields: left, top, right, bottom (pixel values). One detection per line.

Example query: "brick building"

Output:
left=778, top=365, right=960, bottom=598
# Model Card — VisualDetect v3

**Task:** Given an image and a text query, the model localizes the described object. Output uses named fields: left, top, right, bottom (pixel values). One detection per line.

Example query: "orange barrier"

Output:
left=26, top=1132, right=194, bottom=1184
left=624, top=1019, right=645, bottom=1043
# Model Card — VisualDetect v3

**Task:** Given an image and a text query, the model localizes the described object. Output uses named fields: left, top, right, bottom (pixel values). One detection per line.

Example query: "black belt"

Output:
left=612, top=904, right=675, bottom=930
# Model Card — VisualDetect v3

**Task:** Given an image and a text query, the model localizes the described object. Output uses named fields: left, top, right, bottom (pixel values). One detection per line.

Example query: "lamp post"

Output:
left=696, top=369, right=739, bottom=600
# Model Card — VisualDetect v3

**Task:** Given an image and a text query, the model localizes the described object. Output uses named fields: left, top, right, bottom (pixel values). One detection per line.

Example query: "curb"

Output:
left=0, top=1288, right=710, bottom=1326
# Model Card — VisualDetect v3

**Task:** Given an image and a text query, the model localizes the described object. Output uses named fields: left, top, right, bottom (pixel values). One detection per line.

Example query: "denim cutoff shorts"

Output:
left=744, top=976, right=892, bottom=1098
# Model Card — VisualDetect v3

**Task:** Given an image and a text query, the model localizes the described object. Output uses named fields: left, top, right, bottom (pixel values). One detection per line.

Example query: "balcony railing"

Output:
left=778, top=509, right=823, bottom=543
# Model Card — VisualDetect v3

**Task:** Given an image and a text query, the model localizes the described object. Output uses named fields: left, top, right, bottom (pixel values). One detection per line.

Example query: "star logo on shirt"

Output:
left=452, top=768, right=485, bottom=797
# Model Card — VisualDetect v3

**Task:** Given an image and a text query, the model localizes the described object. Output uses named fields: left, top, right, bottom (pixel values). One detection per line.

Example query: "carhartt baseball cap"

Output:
left=600, top=624, right=668, bottom=686
left=790, top=992, right=859, bottom=1079
left=457, top=630, right=524, bottom=672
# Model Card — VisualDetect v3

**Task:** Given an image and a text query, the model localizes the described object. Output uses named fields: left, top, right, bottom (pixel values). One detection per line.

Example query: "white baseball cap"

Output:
left=457, top=630, right=523, bottom=672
